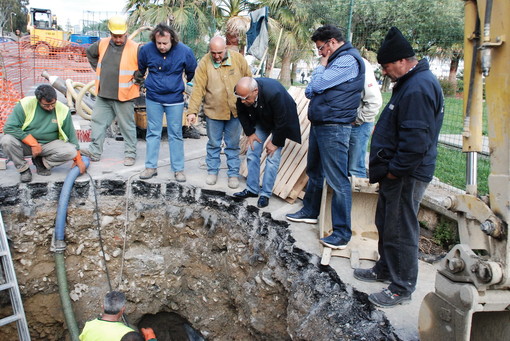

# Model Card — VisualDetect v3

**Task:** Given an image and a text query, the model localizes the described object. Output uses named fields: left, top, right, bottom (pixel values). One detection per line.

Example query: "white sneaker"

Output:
left=175, top=171, right=186, bottom=182
left=206, top=174, right=217, bottom=185
left=228, top=177, right=239, bottom=189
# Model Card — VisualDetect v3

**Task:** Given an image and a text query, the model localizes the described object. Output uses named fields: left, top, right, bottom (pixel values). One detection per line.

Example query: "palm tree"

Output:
left=124, top=0, right=217, bottom=55
left=256, top=0, right=318, bottom=86
left=215, top=0, right=253, bottom=51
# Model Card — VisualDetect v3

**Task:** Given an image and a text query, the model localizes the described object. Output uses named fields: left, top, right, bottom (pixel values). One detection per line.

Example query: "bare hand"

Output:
left=247, top=133, right=262, bottom=150
left=186, top=113, right=197, bottom=126
left=265, top=140, right=278, bottom=157
left=320, top=49, right=331, bottom=66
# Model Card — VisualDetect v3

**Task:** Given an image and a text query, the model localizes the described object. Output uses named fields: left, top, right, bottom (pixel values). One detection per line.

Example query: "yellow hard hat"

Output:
left=108, top=15, right=128, bottom=35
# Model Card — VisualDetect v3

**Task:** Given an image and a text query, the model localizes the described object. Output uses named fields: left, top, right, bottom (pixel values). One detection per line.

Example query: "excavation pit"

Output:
left=0, top=179, right=400, bottom=340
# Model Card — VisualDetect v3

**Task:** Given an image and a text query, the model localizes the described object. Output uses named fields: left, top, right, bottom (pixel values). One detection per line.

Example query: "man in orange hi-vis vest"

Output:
left=83, top=15, right=141, bottom=166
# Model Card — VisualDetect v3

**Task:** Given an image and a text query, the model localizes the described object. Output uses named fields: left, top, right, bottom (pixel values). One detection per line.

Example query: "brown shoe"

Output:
left=124, top=157, right=136, bottom=166
left=140, top=168, right=158, bottom=179
left=175, top=171, right=186, bottom=182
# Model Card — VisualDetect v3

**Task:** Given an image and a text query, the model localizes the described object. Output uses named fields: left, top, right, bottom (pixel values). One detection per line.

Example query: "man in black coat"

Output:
left=353, top=27, right=444, bottom=308
left=233, top=77, right=301, bottom=208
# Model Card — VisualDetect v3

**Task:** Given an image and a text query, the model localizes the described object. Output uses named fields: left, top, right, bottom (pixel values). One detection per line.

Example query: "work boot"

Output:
left=353, top=267, right=391, bottom=283
left=81, top=148, right=100, bottom=162
left=368, top=288, right=411, bottom=308
left=32, top=156, right=51, bottom=176
left=139, top=168, right=158, bottom=179
left=124, top=157, right=136, bottom=166
left=175, top=171, right=186, bottom=182
left=20, top=168, right=32, bottom=183
left=206, top=174, right=217, bottom=185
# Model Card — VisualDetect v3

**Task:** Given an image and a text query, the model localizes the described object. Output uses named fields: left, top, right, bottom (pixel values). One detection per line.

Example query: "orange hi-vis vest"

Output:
left=96, top=38, right=140, bottom=101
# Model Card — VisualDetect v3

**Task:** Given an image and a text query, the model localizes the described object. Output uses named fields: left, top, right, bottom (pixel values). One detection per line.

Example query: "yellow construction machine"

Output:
left=419, top=0, right=510, bottom=339
left=26, top=8, right=69, bottom=57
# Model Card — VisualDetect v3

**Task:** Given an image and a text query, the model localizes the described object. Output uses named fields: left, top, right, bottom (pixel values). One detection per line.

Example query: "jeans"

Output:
left=373, top=176, right=428, bottom=296
left=246, top=124, right=282, bottom=198
left=205, top=115, right=241, bottom=178
left=302, top=124, right=352, bottom=242
left=88, top=96, right=137, bottom=158
left=145, top=98, right=184, bottom=172
left=348, top=121, right=373, bottom=178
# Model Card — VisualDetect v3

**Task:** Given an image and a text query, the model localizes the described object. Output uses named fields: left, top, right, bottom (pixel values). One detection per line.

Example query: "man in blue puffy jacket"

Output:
left=137, top=23, right=196, bottom=182
left=353, top=27, right=444, bottom=308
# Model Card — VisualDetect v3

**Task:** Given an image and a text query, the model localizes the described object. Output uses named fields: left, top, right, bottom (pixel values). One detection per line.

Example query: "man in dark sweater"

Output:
left=83, top=15, right=140, bottom=166
left=233, top=77, right=301, bottom=208
left=1, top=84, right=86, bottom=182
left=353, top=27, right=444, bottom=307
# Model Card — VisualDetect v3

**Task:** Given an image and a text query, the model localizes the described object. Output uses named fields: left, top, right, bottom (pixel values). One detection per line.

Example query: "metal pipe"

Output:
left=466, top=151, right=478, bottom=195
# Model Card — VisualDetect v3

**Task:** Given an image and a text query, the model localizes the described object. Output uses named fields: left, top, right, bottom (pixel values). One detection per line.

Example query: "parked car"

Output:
left=0, top=36, right=15, bottom=43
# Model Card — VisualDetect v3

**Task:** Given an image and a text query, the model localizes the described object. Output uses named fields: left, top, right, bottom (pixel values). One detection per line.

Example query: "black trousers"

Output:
left=373, top=176, right=428, bottom=296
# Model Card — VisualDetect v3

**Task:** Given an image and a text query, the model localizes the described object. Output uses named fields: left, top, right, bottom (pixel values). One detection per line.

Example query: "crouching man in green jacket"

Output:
left=1, top=84, right=86, bottom=183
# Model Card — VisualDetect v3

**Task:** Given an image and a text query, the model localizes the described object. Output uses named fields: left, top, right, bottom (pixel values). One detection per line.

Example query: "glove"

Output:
left=141, top=327, right=156, bottom=341
left=22, top=134, right=42, bottom=156
left=72, top=151, right=86, bottom=174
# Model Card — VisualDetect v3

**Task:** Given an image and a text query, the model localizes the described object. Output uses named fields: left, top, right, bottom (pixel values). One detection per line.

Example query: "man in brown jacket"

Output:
left=186, top=36, right=252, bottom=189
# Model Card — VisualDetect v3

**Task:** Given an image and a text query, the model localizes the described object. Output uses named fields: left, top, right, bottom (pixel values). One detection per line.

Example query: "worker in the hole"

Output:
left=137, top=23, right=197, bottom=182
left=232, top=76, right=301, bottom=208
left=185, top=36, right=252, bottom=189
left=82, top=15, right=141, bottom=167
left=1, top=84, right=86, bottom=183
left=79, top=291, right=134, bottom=341
left=353, top=27, right=444, bottom=308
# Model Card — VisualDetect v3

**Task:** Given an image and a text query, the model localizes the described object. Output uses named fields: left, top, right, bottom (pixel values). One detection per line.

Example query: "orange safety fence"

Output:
left=0, top=39, right=95, bottom=133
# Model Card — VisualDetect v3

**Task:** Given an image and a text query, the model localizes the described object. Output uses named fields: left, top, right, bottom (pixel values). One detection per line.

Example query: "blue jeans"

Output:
left=205, top=115, right=241, bottom=177
left=373, top=176, right=428, bottom=296
left=145, top=98, right=184, bottom=172
left=348, top=121, right=373, bottom=178
left=302, top=124, right=352, bottom=242
left=246, top=124, right=282, bottom=198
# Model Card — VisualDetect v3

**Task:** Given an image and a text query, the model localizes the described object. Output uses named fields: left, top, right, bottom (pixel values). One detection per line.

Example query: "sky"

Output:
left=29, top=0, right=129, bottom=30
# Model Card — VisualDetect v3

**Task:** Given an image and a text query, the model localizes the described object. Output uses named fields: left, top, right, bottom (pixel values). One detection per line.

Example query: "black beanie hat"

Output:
left=377, top=27, right=415, bottom=64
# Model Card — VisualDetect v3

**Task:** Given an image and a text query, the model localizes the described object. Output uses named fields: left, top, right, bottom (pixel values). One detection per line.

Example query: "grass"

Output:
left=378, top=92, right=490, bottom=195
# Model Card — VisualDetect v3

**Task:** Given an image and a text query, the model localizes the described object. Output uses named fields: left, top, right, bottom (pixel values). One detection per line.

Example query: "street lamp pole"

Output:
left=10, top=12, right=16, bottom=32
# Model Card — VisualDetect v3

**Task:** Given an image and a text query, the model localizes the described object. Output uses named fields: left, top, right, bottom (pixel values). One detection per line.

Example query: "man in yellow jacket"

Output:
left=83, top=15, right=140, bottom=166
left=1, top=84, right=85, bottom=183
left=186, top=36, right=251, bottom=189
left=79, top=291, right=134, bottom=341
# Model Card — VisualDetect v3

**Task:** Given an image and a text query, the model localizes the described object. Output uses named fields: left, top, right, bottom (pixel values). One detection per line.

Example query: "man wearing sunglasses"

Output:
left=286, top=24, right=365, bottom=250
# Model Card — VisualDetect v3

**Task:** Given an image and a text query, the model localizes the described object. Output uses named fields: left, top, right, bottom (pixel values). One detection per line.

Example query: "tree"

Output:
left=0, top=0, right=28, bottom=35
left=124, top=0, right=217, bottom=56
